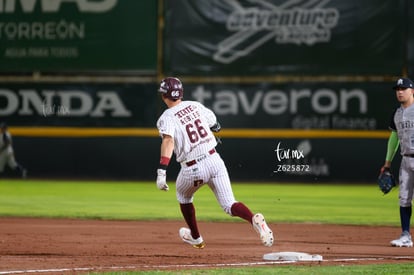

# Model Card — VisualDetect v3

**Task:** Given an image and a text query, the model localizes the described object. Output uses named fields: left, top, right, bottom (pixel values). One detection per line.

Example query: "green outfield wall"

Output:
left=1, top=0, right=413, bottom=182
left=1, top=80, right=396, bottom=182
left=9, top=135, right=392, bottom=182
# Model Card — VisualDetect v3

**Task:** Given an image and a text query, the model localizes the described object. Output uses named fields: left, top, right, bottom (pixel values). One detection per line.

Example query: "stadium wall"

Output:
left=0, top=0, right=411, bottom=182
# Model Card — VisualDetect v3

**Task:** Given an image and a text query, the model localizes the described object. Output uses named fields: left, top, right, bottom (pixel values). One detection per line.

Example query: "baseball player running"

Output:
left=0, top=122, right=27, bottom=178
left=155, top=77, right=274, bottom=248
left=381, top=77, right=414, bottom=247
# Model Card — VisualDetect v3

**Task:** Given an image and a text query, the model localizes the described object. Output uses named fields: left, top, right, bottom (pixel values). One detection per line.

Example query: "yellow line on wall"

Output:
left=221, top=129, right=390, bottom=139
left=9, top=127, right=158, bottom=137
left=9, top=127, right=390, bottom=139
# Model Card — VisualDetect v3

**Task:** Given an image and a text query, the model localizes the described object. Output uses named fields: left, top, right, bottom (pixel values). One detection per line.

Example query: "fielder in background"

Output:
left=381, top=77, right=414, bottom=247
left=0, top=122, right=27, bottom=178
left=155, top=77, right=273, bottom=248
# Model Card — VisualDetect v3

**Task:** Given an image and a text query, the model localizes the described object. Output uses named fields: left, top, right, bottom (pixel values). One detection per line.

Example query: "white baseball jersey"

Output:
left=0, top=131, right=13, bottom=153
left=390, top=104, right=414, bottom=155
left=0, top=131, right=17, bottom=172
left=157, top=100, right=218, bottom=163
left=157, top=100, right=237, bottom=215
left=389, top=104, right=414, bottom=206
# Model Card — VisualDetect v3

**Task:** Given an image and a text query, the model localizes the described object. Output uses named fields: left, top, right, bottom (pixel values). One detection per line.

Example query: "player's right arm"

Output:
left=156, top=114, right=175, bottom=191
left=160, top=134, right=174, bottom=167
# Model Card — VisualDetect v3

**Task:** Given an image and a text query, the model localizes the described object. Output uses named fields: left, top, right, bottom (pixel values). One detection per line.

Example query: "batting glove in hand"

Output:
left=156, top=169, right=169, bottom=191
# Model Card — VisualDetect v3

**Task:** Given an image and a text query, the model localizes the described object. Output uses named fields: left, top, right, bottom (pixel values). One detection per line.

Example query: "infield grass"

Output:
left=0, top=179, right=398, bottom=225
left=88, top=263, right=414, bottom=274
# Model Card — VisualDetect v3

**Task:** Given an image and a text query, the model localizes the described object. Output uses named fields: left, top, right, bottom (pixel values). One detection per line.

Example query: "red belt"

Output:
left=185, top=149, right=216, bottom=167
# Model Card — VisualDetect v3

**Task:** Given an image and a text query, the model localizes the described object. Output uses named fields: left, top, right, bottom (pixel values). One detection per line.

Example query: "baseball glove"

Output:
left=378, top=167, right=396, bottom=194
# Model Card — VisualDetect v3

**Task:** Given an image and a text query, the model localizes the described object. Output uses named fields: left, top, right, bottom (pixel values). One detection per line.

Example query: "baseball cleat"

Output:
left=390, top=231, right=413, bottom=247
left=252, top=213, right=274, bottom=247
left=179, top=227, right=205, bottom=249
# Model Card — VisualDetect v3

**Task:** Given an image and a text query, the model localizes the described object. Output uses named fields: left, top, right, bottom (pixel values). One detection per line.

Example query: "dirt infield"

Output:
left=0, top=218, right=413, bottom=274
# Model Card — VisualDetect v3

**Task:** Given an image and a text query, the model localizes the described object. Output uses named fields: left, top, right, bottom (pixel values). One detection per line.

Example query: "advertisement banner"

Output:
left=0, top=81, right=398, bottom=130
left=183, top=81, right=396, bottom=130
left=164, top=0, right=405, bottom=76
left=0, top=0, right=157, bottom=73
left=0, top=82, right=159, bottom=127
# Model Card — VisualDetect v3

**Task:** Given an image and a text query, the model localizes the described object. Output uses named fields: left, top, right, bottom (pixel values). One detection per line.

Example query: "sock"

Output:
left=180, top=203, right=200, bottom=239
left=400, top=206, right=412, bottom=233
left=230, top=202, right=254, bottom=224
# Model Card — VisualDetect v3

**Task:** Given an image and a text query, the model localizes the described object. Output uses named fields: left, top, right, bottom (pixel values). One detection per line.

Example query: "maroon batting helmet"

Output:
left=158, top=77, right=183, bottom=100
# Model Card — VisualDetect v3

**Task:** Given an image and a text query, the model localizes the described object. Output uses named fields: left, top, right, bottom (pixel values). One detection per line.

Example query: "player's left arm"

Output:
left=210, top=121, right=221, bottom=132
left=201, top=104, right=221, bottom=132
left=381, top=108, right=399, bottom=173
left=380, top=131, right=399, bottom=174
